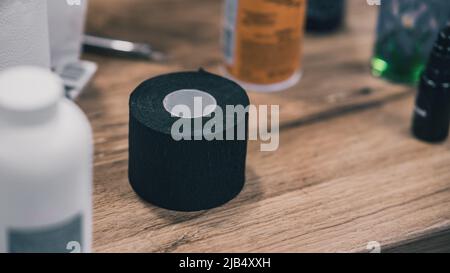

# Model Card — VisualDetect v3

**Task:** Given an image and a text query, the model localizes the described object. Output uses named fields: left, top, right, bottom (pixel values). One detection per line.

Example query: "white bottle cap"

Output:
left=0, top=66, right=63, bottom=123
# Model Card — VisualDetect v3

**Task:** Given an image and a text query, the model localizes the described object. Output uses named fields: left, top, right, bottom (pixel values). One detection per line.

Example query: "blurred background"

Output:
left=86, top=0, right=369, bottom=68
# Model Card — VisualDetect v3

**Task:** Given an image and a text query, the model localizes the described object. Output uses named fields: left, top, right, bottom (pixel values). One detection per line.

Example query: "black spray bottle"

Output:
left=412, top=25, right=450, bottom=143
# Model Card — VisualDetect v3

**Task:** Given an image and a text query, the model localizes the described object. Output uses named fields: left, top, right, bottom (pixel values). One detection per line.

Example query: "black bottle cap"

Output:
left=426, top=24, right=450, bottom=82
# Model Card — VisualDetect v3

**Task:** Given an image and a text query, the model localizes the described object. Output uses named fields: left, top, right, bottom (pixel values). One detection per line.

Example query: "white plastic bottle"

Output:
left=0, top=67, right=92, bottom=253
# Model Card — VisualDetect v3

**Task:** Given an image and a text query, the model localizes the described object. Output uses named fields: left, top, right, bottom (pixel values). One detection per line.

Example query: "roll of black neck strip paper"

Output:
left=129, top=70, right=249, bottom=211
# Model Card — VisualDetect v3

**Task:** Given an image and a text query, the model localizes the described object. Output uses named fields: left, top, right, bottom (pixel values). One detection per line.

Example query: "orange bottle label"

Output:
left=223, top=0, right=307, bottom=85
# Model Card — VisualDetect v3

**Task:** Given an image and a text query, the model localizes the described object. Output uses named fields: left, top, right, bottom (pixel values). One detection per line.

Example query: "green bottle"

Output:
left=371, top=0, right=450, bottom=84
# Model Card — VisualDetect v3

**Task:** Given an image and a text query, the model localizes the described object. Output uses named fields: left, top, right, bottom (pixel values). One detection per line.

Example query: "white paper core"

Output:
left=163, top=89, right=217, bottom=119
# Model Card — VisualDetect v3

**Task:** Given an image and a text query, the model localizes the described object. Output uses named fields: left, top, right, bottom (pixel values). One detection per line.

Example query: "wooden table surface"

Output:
left=80, top=0, right=450, bottom=253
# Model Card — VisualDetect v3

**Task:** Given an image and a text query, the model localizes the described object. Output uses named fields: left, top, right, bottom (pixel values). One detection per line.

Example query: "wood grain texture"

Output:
left=78, top=0, right=450, bottom=252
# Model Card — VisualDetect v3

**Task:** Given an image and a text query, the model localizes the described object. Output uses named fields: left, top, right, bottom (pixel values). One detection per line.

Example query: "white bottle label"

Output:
left=8, top=214, right=83, bottom=253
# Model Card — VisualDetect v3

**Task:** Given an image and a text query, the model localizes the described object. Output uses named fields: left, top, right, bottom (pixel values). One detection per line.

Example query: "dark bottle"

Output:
left=306, top=0, right=346, bottom=33
left=412, top=25, right=450, bottom=143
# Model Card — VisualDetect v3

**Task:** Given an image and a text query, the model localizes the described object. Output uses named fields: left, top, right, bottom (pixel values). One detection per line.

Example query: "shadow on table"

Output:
left=151, top=167, right=263, bottom=224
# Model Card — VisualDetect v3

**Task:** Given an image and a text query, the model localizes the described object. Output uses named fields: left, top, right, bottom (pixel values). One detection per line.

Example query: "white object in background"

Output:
left=0, top=67, right=93, bottom=253
left=47, top=0, right=96, bottom=99
left=47, top=0, right=88, bottom=71
left=58, top=60, right=98, bottom=100
left=0, top=0, right=50, bottom=71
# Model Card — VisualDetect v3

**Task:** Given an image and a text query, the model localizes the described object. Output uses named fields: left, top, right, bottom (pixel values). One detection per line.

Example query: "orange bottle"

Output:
left=223, top=0, right=307, bottom=92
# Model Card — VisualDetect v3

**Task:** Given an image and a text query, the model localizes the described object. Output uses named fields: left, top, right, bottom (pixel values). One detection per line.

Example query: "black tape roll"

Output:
left=129, top=70, right=249, bottom=211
